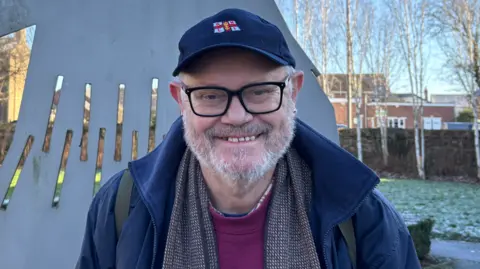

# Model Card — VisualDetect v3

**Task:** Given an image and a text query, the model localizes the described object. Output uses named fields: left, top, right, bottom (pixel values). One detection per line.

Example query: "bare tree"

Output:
left=431, top=0, right=480, bottom=178
left=0, top=29, right=32, bottom=122
left=365, top=9, right=402, bottom=166
left=346, top=0, right=354, bottom=129
left=333, top=0, right=373, bottom=161
left=0, top=37, right=16, bottom=98
left=304, top=0, right=338, bottom=97
left=319, top=0, right=333, bottom=97
left=388, top=0, right=430, bottom=179
left=351, top=2, right=374, bottom=162
left=283, top=0, right=306, bottom=42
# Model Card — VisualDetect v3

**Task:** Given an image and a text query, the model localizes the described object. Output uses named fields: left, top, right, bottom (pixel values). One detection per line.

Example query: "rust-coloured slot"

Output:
left=132, top=130, right=138, bottom=161
left=52, top=130, right=73, bottom=207
left=93, top=128, right=106, bottom=195
left=114, top=84, right=125, bottom=161
left=42, top=75, right=64, bottom=153
left=80, top=83, right=91, bottom=161
left=148, top=78, right=158, bottom=152
left=1, top=135, right=34, bottom=210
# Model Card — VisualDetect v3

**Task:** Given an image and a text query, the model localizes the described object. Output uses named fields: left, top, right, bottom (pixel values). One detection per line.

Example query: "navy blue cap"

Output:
left=172, top=8, right=296, bottom=76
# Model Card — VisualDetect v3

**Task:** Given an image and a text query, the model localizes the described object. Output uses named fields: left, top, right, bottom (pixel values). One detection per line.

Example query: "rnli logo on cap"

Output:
left=213, top=21, right=241, bottom=33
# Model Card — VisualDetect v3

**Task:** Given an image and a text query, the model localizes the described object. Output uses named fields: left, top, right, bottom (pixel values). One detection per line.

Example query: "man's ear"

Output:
left=291, top=70, right=304, bottom=103
left=169, top=81, right=185, bottom=113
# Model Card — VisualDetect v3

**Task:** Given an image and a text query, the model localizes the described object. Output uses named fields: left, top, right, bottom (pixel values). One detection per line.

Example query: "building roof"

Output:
left=430, top=93, right=469, bottom=106
left=316, top=73, right=388, bottom=97
left=387, top=92, right=428, bottom=103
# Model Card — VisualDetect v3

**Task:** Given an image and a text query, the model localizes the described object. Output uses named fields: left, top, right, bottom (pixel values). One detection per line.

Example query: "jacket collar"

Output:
left=128, top=116, right=379, bottom=228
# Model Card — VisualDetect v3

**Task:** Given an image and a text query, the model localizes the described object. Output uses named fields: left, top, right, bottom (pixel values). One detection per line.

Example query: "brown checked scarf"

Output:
left=162, top=147, right=321, bottom=268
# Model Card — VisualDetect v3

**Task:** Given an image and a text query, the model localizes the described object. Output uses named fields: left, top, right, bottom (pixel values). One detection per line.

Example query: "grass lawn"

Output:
left=2, top=169, right=102, bottom=207
left=378, top=179, right=480, bottom=243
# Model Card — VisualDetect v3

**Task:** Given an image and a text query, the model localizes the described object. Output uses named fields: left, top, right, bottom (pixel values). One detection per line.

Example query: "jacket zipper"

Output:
left=150, top=219, right=158, bottom=269
left=127, top=164, right=158, bottom=269
left=321, top=181, right=379, bottom=269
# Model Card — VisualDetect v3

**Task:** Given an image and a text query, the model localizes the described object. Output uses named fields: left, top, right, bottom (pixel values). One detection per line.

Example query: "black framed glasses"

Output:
left=182, top=77, right=290, bottom=117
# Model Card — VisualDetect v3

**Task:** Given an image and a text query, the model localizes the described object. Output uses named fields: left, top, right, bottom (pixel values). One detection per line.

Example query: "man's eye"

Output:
left=202, top=94, right=219, bottom=100
left=250, top=89, right=275, bottom=95
left=253, top=90, right=268, bottom=95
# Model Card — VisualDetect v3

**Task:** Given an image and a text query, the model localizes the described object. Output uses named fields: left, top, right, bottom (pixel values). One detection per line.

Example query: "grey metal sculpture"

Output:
left=0, top=0, right=337, bottom=268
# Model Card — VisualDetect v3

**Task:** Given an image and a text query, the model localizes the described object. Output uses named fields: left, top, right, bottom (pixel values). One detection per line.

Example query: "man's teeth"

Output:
left=226, top=136, right=256, bottom=142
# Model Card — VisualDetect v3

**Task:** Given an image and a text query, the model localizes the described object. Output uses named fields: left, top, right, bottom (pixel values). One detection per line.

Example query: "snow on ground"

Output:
left=377, top=179, right=480, bottom=242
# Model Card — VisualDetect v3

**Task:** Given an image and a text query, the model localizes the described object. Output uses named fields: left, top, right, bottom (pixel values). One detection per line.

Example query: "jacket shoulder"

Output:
left=354, top=189, right=421, bottom=269
left=76, top=170, right=125, bottom=269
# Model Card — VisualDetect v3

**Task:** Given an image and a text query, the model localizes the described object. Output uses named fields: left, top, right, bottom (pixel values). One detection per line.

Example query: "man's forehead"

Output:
left=180, top=67, right=286, bottom=88
left=185, top=48, right=283, bottom=74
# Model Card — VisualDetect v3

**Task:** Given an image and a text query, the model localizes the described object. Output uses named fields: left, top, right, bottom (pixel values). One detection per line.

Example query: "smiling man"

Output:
left=76, top=8, right=421, bottom=269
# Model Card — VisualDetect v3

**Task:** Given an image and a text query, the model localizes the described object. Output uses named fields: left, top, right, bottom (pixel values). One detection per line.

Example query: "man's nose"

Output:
left=220, top=96, right=253, bottom=125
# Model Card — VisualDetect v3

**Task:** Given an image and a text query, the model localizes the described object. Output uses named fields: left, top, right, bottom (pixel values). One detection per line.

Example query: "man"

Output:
left=76, top=8, right=421, bottom=269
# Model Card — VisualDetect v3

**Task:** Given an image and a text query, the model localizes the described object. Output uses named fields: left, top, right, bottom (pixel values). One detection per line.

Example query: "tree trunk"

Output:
left=346, top=0, right=353, bottom=128
left=356, top=99, right=363, bottom=162
left=321, top=0, right=328, bottom=97
left=380, top=107, right=389, bottom=166
left=473, top=100, right=480, bottom=179
left=420, top=106, right=426, bottom=179
left=381, top=126, right=388, bottom=166
left=414, top=110, right=425, bottom=179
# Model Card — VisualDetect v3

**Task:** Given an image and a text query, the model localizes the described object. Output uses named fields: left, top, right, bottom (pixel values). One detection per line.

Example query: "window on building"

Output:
left=387, top=117, right=406, bottom=129
left=423, top=117, right=442, bottom=130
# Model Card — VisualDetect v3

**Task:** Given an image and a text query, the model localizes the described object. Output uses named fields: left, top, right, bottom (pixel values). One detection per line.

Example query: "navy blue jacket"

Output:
left=76, top=117, right=421, bottom=269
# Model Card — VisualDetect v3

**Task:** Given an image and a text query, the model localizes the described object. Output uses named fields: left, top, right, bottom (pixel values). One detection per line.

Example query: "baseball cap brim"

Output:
left=172, top=43, right=289, bottom=76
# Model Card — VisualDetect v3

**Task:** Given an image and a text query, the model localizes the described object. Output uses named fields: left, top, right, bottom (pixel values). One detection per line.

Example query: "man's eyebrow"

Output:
left=177, top=71, right=289, bottom=88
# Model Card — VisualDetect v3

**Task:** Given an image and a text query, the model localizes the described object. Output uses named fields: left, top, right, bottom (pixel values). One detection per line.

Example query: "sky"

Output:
left=19, top=4, right=460, bottom=96
left=275, top=0, right=461, bottom=96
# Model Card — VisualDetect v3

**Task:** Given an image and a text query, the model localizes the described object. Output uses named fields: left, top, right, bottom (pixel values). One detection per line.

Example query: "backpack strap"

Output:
left=338, top=217, right=357, bottom=268
left=114, top=169, right=134, bottom=239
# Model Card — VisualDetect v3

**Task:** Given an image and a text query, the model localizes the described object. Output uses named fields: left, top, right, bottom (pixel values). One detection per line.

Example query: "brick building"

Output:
left=331, top=99, right=456, bottom=129
left=320, top=74, right=456, bottom=129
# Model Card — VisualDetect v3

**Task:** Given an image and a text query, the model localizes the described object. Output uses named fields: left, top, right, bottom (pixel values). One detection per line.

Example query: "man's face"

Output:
left=170, top=48, right=303, bottom=185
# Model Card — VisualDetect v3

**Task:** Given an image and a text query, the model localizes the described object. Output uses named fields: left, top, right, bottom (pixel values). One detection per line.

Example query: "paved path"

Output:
left=430, top=239, right=480, bottom=269
left=431, top=239, right=480, bottom=262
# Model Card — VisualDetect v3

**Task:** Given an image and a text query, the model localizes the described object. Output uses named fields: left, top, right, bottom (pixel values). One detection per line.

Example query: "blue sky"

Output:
left=22, top=5, right=457, bottom=95
left=275, top=0, right=459, bottom=95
